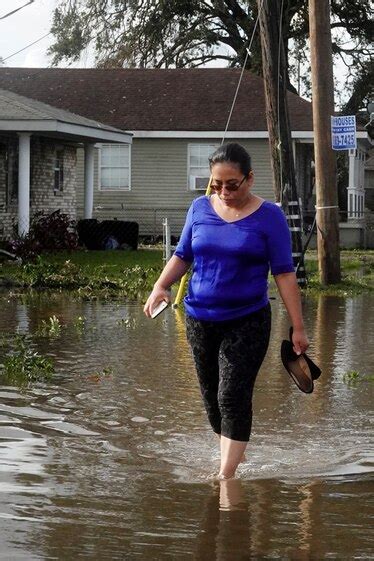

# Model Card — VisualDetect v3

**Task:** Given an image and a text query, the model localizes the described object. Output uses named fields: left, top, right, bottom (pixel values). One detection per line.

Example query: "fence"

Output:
left=90, top=206, right=189, bottom=240
left=1, top=206, right=374, bottom=249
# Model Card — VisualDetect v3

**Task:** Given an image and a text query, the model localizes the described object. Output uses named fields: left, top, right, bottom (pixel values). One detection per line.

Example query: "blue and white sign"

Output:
left=331, top=115, right=356, bottom=150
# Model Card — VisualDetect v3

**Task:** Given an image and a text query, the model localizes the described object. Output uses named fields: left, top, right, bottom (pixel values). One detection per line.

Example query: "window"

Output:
left=100, top=144, right=130, bottom=191
left=54, top=149, right=64, bottom=192
left=188, top=144, right=218, bottom=190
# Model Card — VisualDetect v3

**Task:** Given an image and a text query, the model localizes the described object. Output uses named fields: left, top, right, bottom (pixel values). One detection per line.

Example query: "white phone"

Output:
left=151, top=300, right=169, bottom=319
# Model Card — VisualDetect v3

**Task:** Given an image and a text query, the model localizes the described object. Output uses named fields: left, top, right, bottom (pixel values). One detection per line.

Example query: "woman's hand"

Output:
left=291, top=327, right=309, bottom=355
left=143, top=285, right=171, bottom=318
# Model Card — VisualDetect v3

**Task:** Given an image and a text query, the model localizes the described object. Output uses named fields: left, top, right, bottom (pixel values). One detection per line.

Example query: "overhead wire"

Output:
left=0, top=0, right=35, bottom=21
left=222, top=0, right=264, bottom=145
left=2, top=32, right=52, bottom=62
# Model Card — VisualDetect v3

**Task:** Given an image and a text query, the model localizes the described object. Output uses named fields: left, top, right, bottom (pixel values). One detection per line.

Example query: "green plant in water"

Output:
left=0, top=334, right=54, bottom=386
left=343, top=370, right=374, bottom=384
left=343, top=370, right=360, bottom=381
left=73, top=316, right=86, bottom=334
left=117, top=317, right=137, bottom=329
left=87, top=365, right=114, bottom=382
left=37, top=315, right=62, bottom=337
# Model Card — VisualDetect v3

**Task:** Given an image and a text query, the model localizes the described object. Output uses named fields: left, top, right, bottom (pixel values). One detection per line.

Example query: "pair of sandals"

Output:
left=281, top=327, right=321, bottom=393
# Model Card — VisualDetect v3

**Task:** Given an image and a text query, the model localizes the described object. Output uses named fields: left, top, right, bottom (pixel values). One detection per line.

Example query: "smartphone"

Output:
left=151, top=300, right=169, bottom=319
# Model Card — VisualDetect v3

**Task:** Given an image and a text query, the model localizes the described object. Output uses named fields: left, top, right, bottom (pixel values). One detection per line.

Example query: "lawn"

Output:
left=0, top=247, right=373, bottom=298
left=47, top=248, right=163, bottom=276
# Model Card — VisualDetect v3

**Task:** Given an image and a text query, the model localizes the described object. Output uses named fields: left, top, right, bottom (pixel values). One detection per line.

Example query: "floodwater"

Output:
left=0, top=291, right=373, bottom=560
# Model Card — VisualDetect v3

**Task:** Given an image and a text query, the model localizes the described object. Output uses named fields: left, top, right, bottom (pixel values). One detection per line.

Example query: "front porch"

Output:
left=0, top=88, right=132, bottom=240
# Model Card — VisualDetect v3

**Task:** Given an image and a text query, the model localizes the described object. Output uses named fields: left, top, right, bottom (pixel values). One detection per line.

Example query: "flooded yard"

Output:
left=0, top=291, right=373, bottom=560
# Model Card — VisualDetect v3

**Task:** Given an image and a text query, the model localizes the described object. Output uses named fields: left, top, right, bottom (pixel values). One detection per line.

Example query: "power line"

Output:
left=0, top=0, right=35, bottom=21
left=2, top=32, right=51, bottom=62
left=222, top=0, right=264, bottom=144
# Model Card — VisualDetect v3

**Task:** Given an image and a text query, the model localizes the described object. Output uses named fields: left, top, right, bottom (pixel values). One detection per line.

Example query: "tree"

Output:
left=49, top=0, right=373, bottom=107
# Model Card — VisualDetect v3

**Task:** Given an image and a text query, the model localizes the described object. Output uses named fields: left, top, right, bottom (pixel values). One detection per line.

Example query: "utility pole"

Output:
left=309, top=0, right=341, bottom=283
left=257, top=0, right=306, bottom=285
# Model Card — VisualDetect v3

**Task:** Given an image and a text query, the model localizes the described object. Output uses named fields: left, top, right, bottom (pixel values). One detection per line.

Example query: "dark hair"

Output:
left=208, top=143, right=252, bottom=177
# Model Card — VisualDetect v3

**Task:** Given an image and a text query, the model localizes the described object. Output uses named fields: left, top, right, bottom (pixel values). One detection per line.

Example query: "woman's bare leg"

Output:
left=215, top=433, right=246, bottom=466
left=219, top=435, right=248, bottom=478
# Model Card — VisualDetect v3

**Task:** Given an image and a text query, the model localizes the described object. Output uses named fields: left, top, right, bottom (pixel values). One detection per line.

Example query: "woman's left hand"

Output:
left=292, top=327, right=309, bottom=355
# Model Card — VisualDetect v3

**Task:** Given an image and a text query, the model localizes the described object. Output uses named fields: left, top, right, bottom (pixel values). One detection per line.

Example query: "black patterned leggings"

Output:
left=186, top=304, right=271, bottom=442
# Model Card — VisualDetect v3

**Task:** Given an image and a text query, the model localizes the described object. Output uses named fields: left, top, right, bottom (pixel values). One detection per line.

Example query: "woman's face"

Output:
left=210, top=162, right=254, bottom=205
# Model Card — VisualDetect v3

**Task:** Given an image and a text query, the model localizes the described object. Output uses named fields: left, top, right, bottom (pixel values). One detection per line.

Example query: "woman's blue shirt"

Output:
left=174, top=196, right=294, bottom=321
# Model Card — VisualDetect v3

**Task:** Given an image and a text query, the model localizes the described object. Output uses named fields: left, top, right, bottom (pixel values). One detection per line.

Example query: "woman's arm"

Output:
left=143, top=255, right=191, bottom=317
left=274, top=272, right=309, bottom=355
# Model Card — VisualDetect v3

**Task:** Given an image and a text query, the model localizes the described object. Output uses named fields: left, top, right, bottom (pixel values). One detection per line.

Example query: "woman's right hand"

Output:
left=143, top=285, right=171, bottom=318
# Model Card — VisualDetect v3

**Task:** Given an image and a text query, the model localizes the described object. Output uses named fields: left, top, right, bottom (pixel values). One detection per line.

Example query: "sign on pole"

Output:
left=331, top=115, right=356, bottom=150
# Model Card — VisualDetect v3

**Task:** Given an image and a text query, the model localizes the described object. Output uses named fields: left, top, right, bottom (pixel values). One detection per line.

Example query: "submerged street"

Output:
left=0, top=291, right=372, bottom=559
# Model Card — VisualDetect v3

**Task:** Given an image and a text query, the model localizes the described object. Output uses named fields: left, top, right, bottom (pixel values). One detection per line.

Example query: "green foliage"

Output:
left=0, top=334, right=54, bottom=386
left=16, top=254, right=162, bottom=299
left=117, top=317, right=137, bottom=329
left=36, top=315, right=62, bottom=337
left=87, top=366, right=114, bottom=383
left=21, top=257, right=88, bottom=288
left=73, top=316, right=86, bottom=334
left=343, top=370, right=374, bottom=385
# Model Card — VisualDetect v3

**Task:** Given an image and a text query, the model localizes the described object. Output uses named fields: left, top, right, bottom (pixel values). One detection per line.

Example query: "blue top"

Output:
left=174, top=196, right=294, bottom=321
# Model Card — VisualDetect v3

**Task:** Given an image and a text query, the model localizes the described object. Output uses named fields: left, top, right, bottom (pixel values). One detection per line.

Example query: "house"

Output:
left=0, top=68, right=372, bottom=246
left=0, top=87, right=131, bottom=240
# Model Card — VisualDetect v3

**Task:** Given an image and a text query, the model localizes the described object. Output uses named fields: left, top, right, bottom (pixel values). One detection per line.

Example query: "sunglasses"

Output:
left=210, top=175, right=247, bottom=192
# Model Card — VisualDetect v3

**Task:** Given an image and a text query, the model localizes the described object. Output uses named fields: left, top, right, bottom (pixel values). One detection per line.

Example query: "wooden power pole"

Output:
left=257, top=0, right=306, bottom=285
left=309, top=0, right=341, bottom=283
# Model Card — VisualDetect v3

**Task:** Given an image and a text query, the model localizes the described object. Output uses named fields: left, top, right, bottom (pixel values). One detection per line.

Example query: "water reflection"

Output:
left=0, top=291, right=373, bottom=560
left=194, top=475, right=374, bottom=561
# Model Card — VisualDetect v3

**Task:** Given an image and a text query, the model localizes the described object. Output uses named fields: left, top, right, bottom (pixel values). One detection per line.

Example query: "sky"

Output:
left=0, top=0, right=94, bottom=68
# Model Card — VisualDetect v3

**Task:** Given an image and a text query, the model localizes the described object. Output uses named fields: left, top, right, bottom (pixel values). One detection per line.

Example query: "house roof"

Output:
left=0, top=67, right=314, bottom=133
left=0, top=87, right=132, bottom=144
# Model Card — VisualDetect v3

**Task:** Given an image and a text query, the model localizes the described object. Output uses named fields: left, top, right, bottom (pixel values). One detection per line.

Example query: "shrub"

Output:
left=10, top=210, right=78, bottom=261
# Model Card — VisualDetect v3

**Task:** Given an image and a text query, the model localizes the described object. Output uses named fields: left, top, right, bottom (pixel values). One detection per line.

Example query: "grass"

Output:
left=0, top=247, right=373, bottom=299
left=0, top=248, right=164, bottom=299
left=302, top=250, right=374, bottom=296
left=47, top=248, right=163, bottom=269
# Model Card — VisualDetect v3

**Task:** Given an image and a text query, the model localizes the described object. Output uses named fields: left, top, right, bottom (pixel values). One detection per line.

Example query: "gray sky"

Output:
left=0, top=0, right=95, bottom=67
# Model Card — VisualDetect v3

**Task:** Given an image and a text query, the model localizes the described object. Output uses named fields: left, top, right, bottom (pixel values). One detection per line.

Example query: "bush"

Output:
left=9, top=210, right=78, bottom=261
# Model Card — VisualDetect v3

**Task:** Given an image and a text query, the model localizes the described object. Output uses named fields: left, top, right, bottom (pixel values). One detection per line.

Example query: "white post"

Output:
left=84, top=143, right=95, bottom=219
left=348, top=149, right=356, bottom=220
left=163, top=218, right=171, bottom=264
left=18, top=133, right=31, bottom=236
left=348, top=147, right=366, bottom=220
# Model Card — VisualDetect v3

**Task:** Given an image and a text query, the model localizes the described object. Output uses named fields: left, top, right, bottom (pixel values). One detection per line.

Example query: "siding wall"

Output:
left=76, top=138, right=273, bottom=236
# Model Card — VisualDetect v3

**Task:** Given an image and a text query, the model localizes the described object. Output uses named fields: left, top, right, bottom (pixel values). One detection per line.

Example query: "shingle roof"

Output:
left=0, top=87, right=129, bottom=134
left=0, top=68, right=314, bottom=132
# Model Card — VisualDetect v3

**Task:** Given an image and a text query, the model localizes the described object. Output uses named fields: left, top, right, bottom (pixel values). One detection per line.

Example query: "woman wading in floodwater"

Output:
left=144, top=143, right=309, bottom=479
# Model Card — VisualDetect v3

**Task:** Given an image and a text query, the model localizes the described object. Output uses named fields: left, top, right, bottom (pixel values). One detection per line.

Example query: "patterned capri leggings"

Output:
left=186, top=303, right=271, bottom=442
